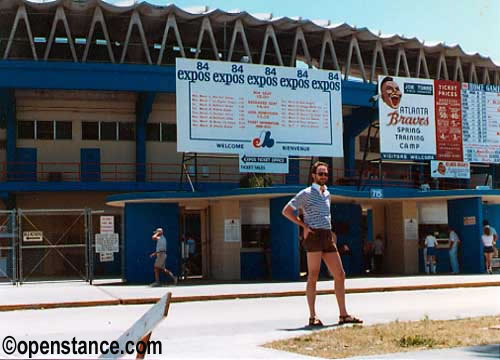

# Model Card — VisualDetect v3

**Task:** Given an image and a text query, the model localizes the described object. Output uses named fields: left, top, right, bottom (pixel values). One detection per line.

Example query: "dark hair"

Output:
left=484, top=226, right=491, bottom=236
left=311, top=161, right=329, bottom=175
left=483, top=220, right=490, bottom=226
left=380, top=76, right=394, bottom=88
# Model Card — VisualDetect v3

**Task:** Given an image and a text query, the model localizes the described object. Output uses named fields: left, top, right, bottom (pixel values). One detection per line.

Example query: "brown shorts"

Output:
left=303, top=229, right=338, bottom=253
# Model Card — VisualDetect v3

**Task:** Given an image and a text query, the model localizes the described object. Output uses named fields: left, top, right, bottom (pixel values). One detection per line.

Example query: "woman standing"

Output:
left=424, top=232, right=438, bottom=274
left=482, top=226, right=495, bottom=274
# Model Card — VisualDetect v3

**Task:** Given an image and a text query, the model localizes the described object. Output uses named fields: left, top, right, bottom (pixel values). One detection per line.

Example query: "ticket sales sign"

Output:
left=176, top=58, right=343, bottom=157
left=239, top=154, right=288, bottom=173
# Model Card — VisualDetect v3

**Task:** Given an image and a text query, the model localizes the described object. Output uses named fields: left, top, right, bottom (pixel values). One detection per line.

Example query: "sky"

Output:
left=106, top=0, right=500, bottom=65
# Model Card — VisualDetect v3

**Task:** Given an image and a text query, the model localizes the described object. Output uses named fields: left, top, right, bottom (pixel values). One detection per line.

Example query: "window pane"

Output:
left=55, top=121, right=72, bottom=140
left=82, top=122, right=99, bottom=140
left=146, top=123, right=160, bottom=141
left=119, top=122, right=135, bottom=141
left=241, top=224, right=270, bottom=248
left=161, top=123, right=177, bottom=142
left=18, top=121, right=35, bottom=139
left=100, top=122, right=117, bottom=140
left=37, top=121, right=54, bottom=140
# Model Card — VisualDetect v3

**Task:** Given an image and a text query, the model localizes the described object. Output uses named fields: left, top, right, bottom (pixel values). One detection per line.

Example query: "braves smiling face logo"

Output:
left=252, top=131, right=275, bottom=148
left=380, top=76, right=402, bottom=109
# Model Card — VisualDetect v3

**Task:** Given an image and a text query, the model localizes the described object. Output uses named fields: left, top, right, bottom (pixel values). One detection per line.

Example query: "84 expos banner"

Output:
left=176, top=58, right=343, bottom=157
left=378, top=76, right=436, bottom=160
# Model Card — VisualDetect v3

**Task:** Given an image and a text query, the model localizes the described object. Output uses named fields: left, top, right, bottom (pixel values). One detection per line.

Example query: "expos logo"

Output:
left=252, top=131, right=275, bottom=148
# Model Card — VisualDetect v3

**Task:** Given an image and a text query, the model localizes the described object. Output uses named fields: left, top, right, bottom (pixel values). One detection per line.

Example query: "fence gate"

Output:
left=18, top=209, right=91, bottom=284
left=0, top=210, right=17, bottom=284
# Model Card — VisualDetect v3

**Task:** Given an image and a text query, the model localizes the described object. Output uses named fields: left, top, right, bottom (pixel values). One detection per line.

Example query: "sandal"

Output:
left=339, top=315, right=363, bottom=325
left=308, top=317, right=324, bottom=327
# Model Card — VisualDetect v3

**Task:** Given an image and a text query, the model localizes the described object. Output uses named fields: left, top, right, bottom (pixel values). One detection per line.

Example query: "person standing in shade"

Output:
left=150, top=227, right=177, bottom=286
left=482, top=226, right=495, bottom=274
left=282, top=161, right=362, bottom=327
left=373, top=235, right=384, bottom=274
left=483, top=220, right=498, bottom=258
left=448, top=227, right=460, bottom=274
left=424, top=232, right=438, bottom=274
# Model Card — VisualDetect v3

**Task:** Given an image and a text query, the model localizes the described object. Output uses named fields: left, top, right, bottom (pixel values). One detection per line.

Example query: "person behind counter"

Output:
left=448, top=227, right=461, bottom=274
left=424, top=232, right=438, bottom=274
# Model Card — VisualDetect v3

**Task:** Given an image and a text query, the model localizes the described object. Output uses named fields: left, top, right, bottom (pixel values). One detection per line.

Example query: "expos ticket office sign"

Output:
left=176, top=58, right=343, bottom=157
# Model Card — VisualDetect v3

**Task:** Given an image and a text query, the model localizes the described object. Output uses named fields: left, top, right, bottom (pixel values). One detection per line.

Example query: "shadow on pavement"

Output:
left=279, top=323, right=341, bottom=331
left=466, top=344, right=500, bottom=358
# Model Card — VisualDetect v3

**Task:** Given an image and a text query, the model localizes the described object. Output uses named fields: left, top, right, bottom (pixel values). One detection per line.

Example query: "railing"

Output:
left=0, top=161, right=497, bottom=190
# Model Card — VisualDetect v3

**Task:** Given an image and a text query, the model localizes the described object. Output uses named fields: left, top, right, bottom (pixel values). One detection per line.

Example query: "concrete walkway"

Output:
left=0, top=274, right=499, bottom=311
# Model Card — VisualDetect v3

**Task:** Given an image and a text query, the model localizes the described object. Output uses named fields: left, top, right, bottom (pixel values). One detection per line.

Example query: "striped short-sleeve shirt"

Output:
left=287, top=183, right=331, bottom=229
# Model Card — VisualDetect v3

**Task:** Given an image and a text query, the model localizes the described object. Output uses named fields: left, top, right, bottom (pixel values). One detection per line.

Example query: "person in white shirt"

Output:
left=448, top=227, right=460, bottom=274
left=482, top=226, right=495, bottom=274
left=424, top=232, right=438, bottom=274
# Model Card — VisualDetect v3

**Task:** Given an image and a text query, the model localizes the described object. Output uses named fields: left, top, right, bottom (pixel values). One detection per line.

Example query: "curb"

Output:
left=1, top=281, right=499, bottom=312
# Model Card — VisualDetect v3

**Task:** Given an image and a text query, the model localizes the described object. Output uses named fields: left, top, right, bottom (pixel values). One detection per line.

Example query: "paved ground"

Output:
left=0, top=277, right=498, bottom=359
left=1, top=274, right=499, bottom=310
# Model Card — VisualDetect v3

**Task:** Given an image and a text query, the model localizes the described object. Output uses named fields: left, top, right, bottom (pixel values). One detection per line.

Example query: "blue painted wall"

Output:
left=270, top=197, right=299, bottom=281
left=332, top=203, right=363, bottom=275
left=14, top=148, right=36, bottom=181
left=447, top=198, right=484, bottom=273
left=80, top=148, right=101, bottom=182
left=240, top=251, right=267, bottom=280
left=124, top=203, right=179, bottom=283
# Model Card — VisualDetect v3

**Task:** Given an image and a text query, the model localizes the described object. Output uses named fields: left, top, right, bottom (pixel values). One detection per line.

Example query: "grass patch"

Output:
left=265, top=316, right=500, bottom=358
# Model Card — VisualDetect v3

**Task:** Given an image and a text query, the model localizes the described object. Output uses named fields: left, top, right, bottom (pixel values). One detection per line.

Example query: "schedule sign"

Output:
left=176, top=58, right=343, bottom=157
left=462, top=83, right=500, bottom=163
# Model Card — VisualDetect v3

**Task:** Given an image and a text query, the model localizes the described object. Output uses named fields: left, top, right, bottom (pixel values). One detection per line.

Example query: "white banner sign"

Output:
left=95, top=233, right=119, bottom=253
left=239, top=154, right=288, bottom=173
left=176, top=58, right=343, bottom=157
left=378, top=76, right=436, bottom=160
left=430, top=160, right=470, bottom=179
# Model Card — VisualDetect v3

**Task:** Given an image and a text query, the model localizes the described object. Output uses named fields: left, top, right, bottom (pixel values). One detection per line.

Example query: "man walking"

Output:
left=150, top=227, right=177, bottom=286
left=282, top=161, right=362, bottom=326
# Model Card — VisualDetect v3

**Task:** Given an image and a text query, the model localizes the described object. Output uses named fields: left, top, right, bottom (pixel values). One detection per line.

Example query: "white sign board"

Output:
left=23, top=231, right=43, bottom=242
left=404, top=218, right=418, bottom=241
left=99, top=252, right=114, bottom=262
left=95, top=233, right=119, bottom=253
left=224, top=219, right=241, bottom=243
left=461, top=83, right=500, bottom=163
left=100, top=216, right=114, bottom=234
left=239, top=154, right=288, bottom=173
left=430, top=160, right=470, bottom=179
left=176, top=58, right=343, bottom=157
left=378, top=76, right=436, bottom=160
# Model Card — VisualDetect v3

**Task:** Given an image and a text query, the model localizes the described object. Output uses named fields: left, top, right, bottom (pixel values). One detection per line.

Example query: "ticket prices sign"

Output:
left=378, top=76, right=436, bottom=160
left=176, top=58, right=343, bottom=157
left=430, top=160, right=470, bottom=179
left=434, top=80, right=463, bottom=161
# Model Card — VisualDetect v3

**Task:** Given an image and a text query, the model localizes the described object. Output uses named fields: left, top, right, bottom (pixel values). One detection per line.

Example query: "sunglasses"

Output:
left=316, top=172, right=329, bottom=177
